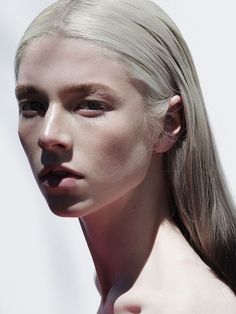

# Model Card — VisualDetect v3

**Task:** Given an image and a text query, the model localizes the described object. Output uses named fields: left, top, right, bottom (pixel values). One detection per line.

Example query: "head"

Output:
left=16, top=0, right=208, bottom=205
left=16, top=0, right=232, bottom=272
left=15, top=0, right=236, bottom=294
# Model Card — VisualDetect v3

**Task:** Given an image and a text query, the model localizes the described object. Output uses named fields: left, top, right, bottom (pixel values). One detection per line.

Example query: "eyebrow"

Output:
left=15, top=85, right=44, bottom=100
left=15, top=83, right=123, bottom=104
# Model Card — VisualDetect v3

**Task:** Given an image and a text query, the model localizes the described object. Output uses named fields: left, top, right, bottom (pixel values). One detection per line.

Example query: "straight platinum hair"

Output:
left=15, top=0, right=236, bottom=293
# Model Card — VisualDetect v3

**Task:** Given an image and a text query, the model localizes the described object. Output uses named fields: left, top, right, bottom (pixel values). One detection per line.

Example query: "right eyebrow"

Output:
left=15, top=84, right=45, bottom=100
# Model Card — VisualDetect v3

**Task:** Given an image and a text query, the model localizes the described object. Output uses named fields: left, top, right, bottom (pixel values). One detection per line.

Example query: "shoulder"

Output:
left=114, top=263, right=236, bottom=314
left=165, top=262, right=236, bottom=313
left=115, top=286, right=236, bottom=314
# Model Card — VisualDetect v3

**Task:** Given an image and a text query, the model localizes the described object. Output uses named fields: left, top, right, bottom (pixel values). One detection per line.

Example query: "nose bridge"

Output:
left=39, top=102, right=72, bottom=150
left=43, top=102, right=62, bottom=136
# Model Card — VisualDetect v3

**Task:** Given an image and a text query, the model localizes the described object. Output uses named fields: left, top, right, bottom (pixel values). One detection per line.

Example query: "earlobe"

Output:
left=154, top=95, right=183, bottom=153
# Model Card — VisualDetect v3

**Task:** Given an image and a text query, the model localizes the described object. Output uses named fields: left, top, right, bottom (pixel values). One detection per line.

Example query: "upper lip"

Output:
left=38, top=165, right=83, bottom=180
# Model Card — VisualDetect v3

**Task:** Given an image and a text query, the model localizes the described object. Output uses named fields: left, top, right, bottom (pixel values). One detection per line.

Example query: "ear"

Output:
left=154, top=95, right=183, bottom=153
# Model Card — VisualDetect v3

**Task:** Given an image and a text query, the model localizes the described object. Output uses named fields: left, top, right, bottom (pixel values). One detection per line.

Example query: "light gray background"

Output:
left=1, top=1, right=235, bottom=313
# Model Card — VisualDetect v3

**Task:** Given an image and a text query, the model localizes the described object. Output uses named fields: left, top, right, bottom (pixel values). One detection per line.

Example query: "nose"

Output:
left=38, top=103, right=72, bottom=152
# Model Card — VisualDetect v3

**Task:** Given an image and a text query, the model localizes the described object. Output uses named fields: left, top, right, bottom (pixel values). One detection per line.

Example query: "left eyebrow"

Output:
left=58, top=83, right=124, bottom=104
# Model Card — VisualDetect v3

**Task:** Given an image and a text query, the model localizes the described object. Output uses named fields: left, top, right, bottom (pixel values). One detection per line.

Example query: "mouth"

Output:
left=38, top=167, right=83, bottom=190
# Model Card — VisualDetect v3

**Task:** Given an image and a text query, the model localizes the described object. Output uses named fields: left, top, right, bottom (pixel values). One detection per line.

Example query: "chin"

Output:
left=49, top=208, right=81, bottom=218
left=46, top=197, right=96, bottom=218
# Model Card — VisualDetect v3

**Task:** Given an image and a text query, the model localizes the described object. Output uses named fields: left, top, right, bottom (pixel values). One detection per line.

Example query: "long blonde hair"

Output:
left=15, top=0, right=236, bottom=293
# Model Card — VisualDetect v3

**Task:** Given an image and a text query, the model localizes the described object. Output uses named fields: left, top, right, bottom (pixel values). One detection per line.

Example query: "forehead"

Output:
left=18, top=36, right=130, bottom=88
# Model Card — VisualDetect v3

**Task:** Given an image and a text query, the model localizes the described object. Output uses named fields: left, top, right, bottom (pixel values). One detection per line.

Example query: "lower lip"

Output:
left=40, top=175, right=82, bottom=192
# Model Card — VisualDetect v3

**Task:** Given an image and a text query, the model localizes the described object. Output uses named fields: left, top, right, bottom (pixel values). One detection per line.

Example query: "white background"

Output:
left=0, top=1, right=235, bottom=313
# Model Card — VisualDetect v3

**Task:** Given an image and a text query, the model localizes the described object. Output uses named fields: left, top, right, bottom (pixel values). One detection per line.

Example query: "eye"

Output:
left=19, top=100, right=45, bottom=118
left=74, top=100, right=109, bottom=117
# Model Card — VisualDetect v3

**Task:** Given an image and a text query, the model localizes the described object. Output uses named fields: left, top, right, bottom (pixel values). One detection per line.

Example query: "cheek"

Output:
left=18, top=122, right=38, bottom=164
left=82, top=119, right=151, bottom=184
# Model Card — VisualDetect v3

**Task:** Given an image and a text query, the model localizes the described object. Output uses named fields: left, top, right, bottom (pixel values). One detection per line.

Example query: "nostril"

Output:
left=38, top=135, right=72, bottom=151
left=126, top=306, right=141, bottom=314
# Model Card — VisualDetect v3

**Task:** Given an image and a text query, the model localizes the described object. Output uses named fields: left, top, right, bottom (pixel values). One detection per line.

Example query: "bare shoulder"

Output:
left=163, top=262, right=236, bottom=313
left=115, top=288, right=236, bottom=314
left=114, top=262, right=236, bottom=314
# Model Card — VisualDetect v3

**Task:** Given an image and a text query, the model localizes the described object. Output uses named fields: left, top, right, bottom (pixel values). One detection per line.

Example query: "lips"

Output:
left=38, top=166, right=83, bottom=189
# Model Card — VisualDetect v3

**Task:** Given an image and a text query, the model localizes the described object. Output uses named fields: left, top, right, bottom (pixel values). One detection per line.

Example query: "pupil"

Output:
left=31, top=102, right=41, bottom=110
left=88, top=102, right=100, bottom=110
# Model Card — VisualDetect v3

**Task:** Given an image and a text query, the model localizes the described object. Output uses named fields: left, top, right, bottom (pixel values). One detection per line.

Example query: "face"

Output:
left=17, top=36, right=156, bottom=217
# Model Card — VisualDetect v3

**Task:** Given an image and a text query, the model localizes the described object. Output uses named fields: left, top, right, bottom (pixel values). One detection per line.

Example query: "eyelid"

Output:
left=72, top=99, right=112, bottom=118
left=80, top=99, right=108, bottom=108
left=18, top=100, right=40, bottom=108
left=18, top=100, right=46, bottom=118
left=73, top=99, right=111, bottom=110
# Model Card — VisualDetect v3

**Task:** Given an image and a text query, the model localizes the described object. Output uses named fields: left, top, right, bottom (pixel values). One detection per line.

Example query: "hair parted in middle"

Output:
left=15, top=0, right=236, bottom=294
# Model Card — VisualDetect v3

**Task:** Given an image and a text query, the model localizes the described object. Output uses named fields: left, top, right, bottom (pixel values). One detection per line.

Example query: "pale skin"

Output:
left=16, top=37, right=236, bottom=313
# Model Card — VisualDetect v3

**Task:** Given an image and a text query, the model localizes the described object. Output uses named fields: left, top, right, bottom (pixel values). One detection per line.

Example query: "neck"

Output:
left=79, top=157, right=173, bottom=303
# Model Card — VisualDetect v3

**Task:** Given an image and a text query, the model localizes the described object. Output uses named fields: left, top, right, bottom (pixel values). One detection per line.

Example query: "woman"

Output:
left=15, top=0, right=236, bottom=313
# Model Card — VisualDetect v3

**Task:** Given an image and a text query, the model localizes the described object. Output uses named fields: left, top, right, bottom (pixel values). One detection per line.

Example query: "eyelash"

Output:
left=19, top=100, right=109, bottom=118
left=73, top=100, right=108, bottom=117
left=19, top=101, right=45, bottom=118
